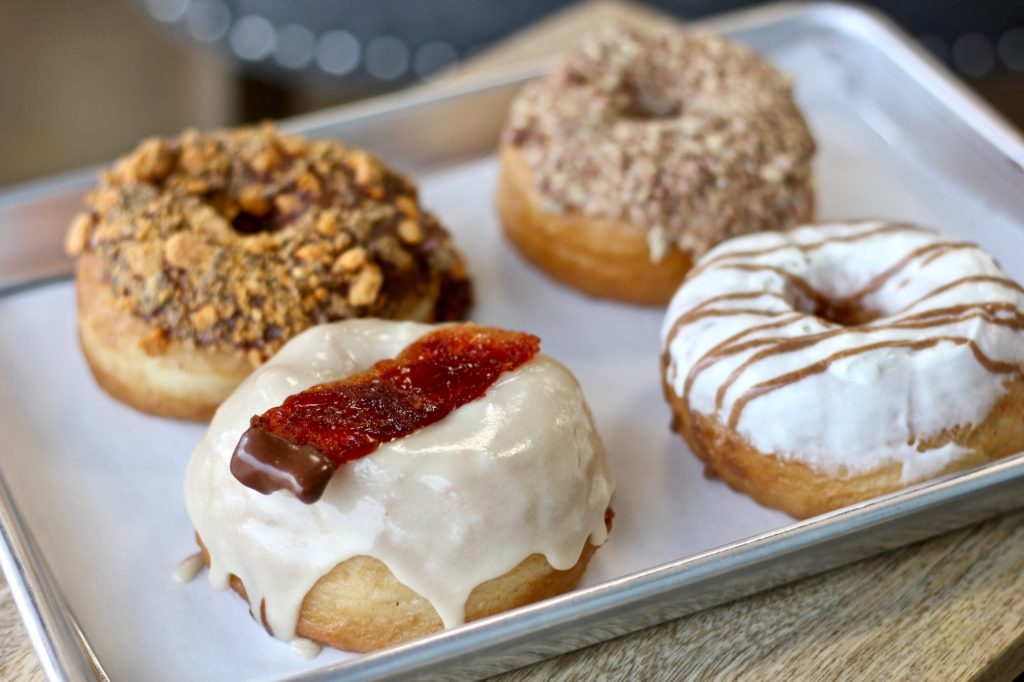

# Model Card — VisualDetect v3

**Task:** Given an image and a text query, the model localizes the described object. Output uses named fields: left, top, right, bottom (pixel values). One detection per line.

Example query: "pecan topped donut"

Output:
left=66, top=125, right=471, bottom=420
left=497, top=24, right=816, bottom=304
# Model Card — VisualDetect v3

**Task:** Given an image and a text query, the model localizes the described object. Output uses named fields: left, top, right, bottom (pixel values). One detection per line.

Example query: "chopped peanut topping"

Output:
left=314, top=210, right=340, bottom=236
left=336, top=246, right=367, bottom=271
left=398, top=219, right=424, bottom=245
left=125, top=139, right=176, bottom=183
left=395, top=195, right=419, bottom=218
left=192, top=304, right=219, bottom=331
left=64, top=213, right=93, bottom=256
left=238, top=187, right=271, bottom=216
left=296, top=172, right=321, bottom=195
left=122, top=242, right=163, bottom=277
left=295, top=243, right=328, bottom=263
left=164, top=232, right=210, bottom=269
left=274, top=193, right=301, bottom=216
left=250, top=146, right=281, bottom=174
left=349, top=150, right=381, bottom=186
left=64, top=125, right=471, bottom=359
left=348, top=264, right=383, bottom=306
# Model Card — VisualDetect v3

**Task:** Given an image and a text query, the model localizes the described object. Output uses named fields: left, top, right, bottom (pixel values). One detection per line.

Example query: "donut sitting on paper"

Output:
left=66, top=125, right=471, bottom=421
left=661, top=221, right=1024, bottom=518
left=185, top=320, right=614, bottom=652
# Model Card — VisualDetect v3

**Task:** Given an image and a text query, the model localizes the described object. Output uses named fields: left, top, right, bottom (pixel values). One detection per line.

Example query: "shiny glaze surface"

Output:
left=186, top=319, right=613, bottom=642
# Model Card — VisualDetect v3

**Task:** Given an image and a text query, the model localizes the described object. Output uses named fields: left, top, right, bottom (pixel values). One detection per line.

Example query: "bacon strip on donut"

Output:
left=230, top=324, right=540, bottom=502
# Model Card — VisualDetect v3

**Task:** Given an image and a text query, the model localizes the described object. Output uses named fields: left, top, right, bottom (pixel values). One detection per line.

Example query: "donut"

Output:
left=661, top=221, right=1024, bottom=518
left=64, top=125, right=471, bottom=420
left=185, top=320, right=614, bottom=652
left=497, top=24, right=815, bottom=305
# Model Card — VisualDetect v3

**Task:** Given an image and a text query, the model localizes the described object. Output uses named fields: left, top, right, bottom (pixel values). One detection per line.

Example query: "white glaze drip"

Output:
left=172, top=553, right=205, bottom=584
left=661, top=221, right=1024, bottom=482
left=289, top=638, right=322, bottom=660
left=185, top=320, right=613, bottom=644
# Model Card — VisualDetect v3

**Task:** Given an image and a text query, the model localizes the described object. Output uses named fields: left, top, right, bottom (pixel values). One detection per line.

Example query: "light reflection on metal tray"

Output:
left=0, top=3, right=1023, bottom=681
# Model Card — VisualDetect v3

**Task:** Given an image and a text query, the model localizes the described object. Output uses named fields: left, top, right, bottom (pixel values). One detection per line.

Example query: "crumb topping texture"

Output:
left=66, top=125, right=469, bottom=359
left=504, top=25, right=816, bottom=258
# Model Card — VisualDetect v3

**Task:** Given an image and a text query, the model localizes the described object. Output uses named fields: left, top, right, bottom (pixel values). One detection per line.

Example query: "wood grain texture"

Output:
left=0, top=585, right=45, bottom=682
left=495, top=510, right=1024, bottom=682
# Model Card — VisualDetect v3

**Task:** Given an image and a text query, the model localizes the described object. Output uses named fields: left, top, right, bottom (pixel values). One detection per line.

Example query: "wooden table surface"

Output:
left=3, top=2, right=1023, bottom=680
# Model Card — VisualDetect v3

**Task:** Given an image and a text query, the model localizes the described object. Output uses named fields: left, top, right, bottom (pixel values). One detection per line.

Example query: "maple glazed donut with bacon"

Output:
left=65, top=125, right=470, bottom=421
left=497, top=24, right=815, bottom=305
left=661, top=221, right=1024, bottom=518
left=185, top=320, right=613, bottom=652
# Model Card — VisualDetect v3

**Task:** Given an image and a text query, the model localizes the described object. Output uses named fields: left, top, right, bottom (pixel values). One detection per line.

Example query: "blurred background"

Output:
left=1, top=0, right=1022, bottom=188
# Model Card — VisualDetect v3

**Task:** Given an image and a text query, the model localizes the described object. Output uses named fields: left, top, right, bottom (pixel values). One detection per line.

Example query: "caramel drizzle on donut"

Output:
left=665, top=225, right=1024, bottom=429
left=664, top=313, right=805, bottom=391
left=685, top=291, right=791, bottom=313
left=703, top=241, right=979, bottom=324
left=726, top=337, right=1020, bottom=430
left=676, top=307, right=794, bottom=325
left=672, top=292, right=791, bottom=327
left=709, top=307, right=1024, bottom=415
left=686, top=225, right=977, bottom=312
left=830, top=241, right=977, bottom=310
left=686, top=222, right=932, bottom=279
left=667, top=270, right=1011, bottom=395
left=695, top=303, right=1024, bottom=411
left=710, top=263, right=827, bottom=309
left=895, top=275, right=1024, bottom=313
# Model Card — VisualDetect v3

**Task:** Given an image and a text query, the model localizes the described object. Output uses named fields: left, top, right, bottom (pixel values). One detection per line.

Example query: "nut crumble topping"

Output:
left=67, top=124, right=470, bottom=358
left=503, top=24, right=816, bottom=260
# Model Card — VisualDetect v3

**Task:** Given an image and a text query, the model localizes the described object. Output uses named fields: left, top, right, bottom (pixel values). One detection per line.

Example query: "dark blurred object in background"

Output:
left=142, top=0, right=1024, bottom=86
left=1, top=0, right=1022, bottom=186
left=140, top=0, right=1024, bottom=122
left=0, top=0, right=232, bottom=186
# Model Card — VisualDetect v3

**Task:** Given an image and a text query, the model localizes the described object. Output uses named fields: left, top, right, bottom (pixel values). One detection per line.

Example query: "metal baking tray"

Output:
left=1, top=3, right=1023, bottom=680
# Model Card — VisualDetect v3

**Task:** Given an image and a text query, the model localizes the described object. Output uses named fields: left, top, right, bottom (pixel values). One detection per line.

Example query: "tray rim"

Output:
left=2, top=3, right=1024, bottom=681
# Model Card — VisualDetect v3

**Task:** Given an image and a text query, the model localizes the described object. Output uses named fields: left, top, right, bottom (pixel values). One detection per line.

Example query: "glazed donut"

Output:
left=661, top=221, right=1024, bottom=518
left=498, top=24, right=815, bottom=305
left=186, top=320, right=613, bottom=652
left=65, top=125, right=470, bottom=420
left=200, top=541, right=604, bottom=654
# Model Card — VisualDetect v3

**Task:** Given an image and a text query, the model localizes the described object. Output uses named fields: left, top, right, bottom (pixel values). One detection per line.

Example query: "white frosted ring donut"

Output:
left=661, top=220, right=1024, bottom=518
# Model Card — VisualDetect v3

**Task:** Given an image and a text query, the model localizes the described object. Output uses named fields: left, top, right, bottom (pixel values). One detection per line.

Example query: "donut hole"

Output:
left=811, top=300, right=882, bottom=327
left=231, top=210, right=279, bottom=235
left=619, top=82, right=683, bottom=121
left=621, top=96, right=682, bottom=121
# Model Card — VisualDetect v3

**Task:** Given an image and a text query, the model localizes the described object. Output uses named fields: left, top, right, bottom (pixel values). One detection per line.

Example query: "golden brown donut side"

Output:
left=663, top=371, right=1024, bottom=519
left=76, top=252, right=253, bottom=420
left=497, top=145, right=813, bottom=305
left=198, top=511, right=609, bottom=652
left=497, top=144, right=694, bottom=306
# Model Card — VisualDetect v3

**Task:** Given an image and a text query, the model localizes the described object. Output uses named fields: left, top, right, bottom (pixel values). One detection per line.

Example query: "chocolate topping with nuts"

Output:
left=503, top=24, right=816, bottom=260
left=65, top=124, right=470, bottom=361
